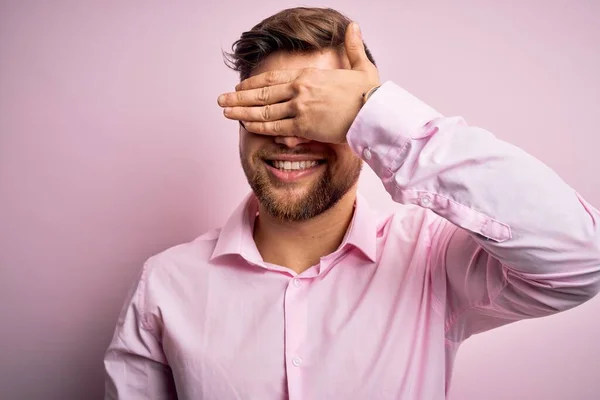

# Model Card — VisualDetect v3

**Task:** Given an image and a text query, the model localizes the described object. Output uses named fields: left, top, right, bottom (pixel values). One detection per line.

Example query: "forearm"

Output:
left=347, top=81, right=600, bottom=295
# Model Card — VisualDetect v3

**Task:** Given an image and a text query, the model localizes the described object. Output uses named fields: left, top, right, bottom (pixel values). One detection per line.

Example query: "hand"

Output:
left=217, top=22, right=380, bottom=144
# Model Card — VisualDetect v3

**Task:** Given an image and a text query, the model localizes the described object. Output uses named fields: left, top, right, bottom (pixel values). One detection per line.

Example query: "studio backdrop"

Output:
left=1, top=1, right=599, bottom=399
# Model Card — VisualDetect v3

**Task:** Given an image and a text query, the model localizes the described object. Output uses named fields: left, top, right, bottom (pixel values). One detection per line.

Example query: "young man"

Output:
left=104, top=7, right=600, bottom=399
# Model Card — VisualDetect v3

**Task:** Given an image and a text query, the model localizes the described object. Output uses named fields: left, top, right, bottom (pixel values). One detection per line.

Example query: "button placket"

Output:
left=284, top=277, right=308, bottom=394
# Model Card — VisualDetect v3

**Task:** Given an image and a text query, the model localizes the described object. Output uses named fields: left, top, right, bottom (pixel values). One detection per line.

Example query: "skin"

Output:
left=218, top=22, right=380, bottom=273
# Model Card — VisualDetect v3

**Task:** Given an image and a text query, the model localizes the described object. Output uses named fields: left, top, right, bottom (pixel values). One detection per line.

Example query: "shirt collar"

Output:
left=210, top=192, right=378, bottom=264
left=340, top=193, right=378, bottom=263
left=210, top=192, right=263, bottom=264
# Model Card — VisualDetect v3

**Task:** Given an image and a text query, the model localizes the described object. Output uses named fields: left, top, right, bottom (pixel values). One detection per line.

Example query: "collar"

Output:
left=210, top=192, right=378, bottom=264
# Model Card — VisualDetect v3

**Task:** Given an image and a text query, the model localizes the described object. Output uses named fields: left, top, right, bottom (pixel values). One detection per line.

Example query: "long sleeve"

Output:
left=104, top=264, right=177, bottom=399
left=347, top=81, right=600, bottom=342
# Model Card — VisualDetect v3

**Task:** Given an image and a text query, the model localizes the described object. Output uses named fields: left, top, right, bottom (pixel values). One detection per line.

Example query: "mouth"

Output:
left=263, top=159, right=326, bottom=183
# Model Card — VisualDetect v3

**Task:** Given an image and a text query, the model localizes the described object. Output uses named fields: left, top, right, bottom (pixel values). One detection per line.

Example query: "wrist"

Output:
left=362, top=85, right=381, bottom=105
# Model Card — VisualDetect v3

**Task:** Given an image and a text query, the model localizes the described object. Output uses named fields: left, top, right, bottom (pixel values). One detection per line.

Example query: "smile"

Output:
left=263, top=159, right=326, bottom=182
left=266, top=160, right=323, bottom=171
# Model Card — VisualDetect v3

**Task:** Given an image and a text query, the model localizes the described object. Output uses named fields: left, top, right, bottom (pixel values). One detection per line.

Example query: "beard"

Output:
left=240, top=147, right=362, bottom=222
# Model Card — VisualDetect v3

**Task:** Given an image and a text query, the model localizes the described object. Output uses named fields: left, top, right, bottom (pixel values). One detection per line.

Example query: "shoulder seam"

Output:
left=137, top=260, right=157, bottom=337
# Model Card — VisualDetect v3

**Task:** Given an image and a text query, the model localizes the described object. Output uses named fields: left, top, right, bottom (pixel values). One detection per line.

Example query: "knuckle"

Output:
left=293, top=100, right=305, bottom=114
left=303, top=67, right=317, bottom=77
left=296, top=81, right=311, bottom=96
left=235, top=91, right=245, bottom=103
left=299, top=68, right=316, bottom=83
left=266, top=70, right=279, bottom=84
left=261, top=105, right=271, bottom=121
left=237, top=107, right=252, bottom=120
left=291, top=79, right=303, bottom=93
left=256, top=86, right=269, bottom=103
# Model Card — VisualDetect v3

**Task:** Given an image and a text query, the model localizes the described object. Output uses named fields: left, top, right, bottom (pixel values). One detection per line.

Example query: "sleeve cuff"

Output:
left=346, top=81, right=443, bottom=177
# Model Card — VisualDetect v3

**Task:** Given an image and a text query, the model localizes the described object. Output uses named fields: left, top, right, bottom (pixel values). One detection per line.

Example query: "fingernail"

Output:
left=217, top=95, right=225, bottom=105
left=354, top=23, right=361, bottom=37
left=224, top=107, right=231, bottom=114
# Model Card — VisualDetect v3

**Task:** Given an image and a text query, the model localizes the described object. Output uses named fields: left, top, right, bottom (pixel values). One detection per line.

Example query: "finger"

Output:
left=345, top=22, right=371, bottom=71
left=242, top=119, right=296, bottom=137
left=235, top=69, right=303, bottom=91
left=218, top=83, right=294, bottom=107
left=224, top=102, right=294, bottom=122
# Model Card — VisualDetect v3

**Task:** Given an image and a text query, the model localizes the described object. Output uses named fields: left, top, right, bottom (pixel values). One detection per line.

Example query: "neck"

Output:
left=253, top=189, right=357, bottom=274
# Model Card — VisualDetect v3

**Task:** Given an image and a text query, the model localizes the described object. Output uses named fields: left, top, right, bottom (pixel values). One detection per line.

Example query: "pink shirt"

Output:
left=104, top=81, right=600, bottom=399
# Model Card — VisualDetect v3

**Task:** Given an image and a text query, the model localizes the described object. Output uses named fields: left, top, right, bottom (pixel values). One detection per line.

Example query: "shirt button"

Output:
left=363, top=148, right=372, bottom=160
left=420, top=195, right=432, bottom=206
left=293, top=278, right=301, bottom=287
left=292, top=357, right=302, bottom=367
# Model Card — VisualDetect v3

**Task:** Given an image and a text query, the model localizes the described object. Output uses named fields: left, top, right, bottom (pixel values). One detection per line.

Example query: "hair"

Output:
left=223, top=7, right=376, bottom=81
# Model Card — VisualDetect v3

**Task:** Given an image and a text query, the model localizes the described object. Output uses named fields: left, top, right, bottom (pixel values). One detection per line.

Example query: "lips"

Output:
left=263, top=159, right=325, bottom=183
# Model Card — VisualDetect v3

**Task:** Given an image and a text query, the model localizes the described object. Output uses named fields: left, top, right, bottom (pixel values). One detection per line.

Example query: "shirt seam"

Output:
left=382, top=136, right=411, bottom=175
left=428, top=218, right=511, bottom=341
left=138, top=261, right=162, bottom=343
left=394, top=187, right=511, bottom=242
left=115, top=332, right=152, bottom=397
left=444, top=274, right=510, bottom=340
left=427, top=216, right=448, bottom=318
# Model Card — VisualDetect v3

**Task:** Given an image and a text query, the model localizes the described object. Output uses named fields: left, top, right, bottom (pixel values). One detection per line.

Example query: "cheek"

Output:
left=330, top=146, right=361, bottom=171
left=240, top=131, right=269, bottom=165
left=239, top=131, right=257, bottom=156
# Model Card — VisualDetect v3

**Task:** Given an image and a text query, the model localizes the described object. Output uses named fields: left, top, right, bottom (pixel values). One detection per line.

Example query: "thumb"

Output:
left=345, top=22, right=370, bottom=71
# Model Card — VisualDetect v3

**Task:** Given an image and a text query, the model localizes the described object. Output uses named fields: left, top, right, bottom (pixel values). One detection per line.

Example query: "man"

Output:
left=104, top=7, right=600, bottom=400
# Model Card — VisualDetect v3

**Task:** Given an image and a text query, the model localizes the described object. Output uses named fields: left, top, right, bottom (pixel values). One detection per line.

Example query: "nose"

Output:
left=274, top=135, right=311, bottom=148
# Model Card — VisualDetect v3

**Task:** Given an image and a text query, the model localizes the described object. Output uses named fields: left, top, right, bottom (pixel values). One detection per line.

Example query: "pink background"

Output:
left=1, top=1, right=599, bottom=399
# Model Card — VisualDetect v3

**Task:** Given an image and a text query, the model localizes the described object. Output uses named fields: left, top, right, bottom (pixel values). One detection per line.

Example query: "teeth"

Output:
left=272, top=160, right=319, bottom=170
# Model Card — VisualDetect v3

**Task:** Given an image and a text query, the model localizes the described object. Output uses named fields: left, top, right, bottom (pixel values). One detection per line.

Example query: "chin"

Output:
left=256, top=186, right=317, bottom=221
left=269, top=186, right=311, bottom=204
